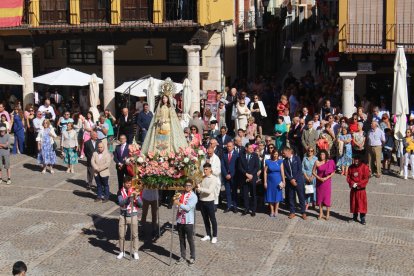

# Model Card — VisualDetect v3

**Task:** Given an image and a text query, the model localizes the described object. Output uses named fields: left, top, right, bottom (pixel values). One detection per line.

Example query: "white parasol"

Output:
left=114, top=78, right=183, bottom=97
left=33, top=67, right=103, bottom=86
left=89, top=74, right=101, bottom=123
left=392, top=46, right=410, bottom=140
left=0, top=67, right=24, bottom=85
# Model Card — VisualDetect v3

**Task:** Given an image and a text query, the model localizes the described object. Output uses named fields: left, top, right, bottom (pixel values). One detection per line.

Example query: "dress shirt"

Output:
left=368, top=128, right=385, bottom=146
left=33, top=117, right=45, bottom=132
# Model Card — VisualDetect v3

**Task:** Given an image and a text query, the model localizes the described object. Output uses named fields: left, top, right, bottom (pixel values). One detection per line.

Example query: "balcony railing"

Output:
left=0, top=0, right=199, bottom=29
left=238, top=11, right=262, bottom=32
left=40, top=0, right=68, bottom=25
left=164, top=0, right=197, bottom=21
left=339, top=23, right=414, bottom=53
left=121, top=0, right=149, bottom=21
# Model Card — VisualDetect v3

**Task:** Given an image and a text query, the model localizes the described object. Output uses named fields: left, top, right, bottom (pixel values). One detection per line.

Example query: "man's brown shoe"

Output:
left=302, top=214, right=307, bottom=220
left=288, top=213, right=296, bottom=219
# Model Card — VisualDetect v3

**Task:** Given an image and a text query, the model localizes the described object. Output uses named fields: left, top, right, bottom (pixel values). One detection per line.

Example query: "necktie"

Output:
left=222, top=135, right=225, bottom=144
left=121, top=144, right=125, bottom=155
left=228, top=152, right=232, bottom=162
left=55, top=94, right=58, bottom=103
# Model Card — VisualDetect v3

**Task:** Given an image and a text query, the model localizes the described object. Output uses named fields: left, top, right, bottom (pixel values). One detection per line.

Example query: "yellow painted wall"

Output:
left=198, top=0, right=234, bottom=26
left=69, top=0, right=80, bottom=25
left=385, top=0, right=395, bottom=51
left=338, top=0, right=347, bottom=52
left=111, top=0, right=121, bottom=25
left=29, top=0, right=39, bottom=27
left=153, top=0, right=164, bottom=24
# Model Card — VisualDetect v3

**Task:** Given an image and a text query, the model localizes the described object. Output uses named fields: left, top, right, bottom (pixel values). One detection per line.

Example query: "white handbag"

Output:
left=305, top=184, right=315, bottom=194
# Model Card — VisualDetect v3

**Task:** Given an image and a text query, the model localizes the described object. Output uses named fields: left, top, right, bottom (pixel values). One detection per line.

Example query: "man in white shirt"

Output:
left=38, top=99, right=56, bottom=121
left=200, top=147, right=221, bottom=208
left=50, top=89, right=63, bottom=104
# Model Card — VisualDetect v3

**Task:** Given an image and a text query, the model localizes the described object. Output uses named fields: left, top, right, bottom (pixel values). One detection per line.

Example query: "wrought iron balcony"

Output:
left=339, top=23, right=414, bottom=53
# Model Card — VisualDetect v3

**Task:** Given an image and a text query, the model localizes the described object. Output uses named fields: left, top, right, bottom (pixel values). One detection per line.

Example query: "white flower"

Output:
left=184, top=157, right=190, bottom=163
left=198, top=150, right=205, bottom=156
left=137, top=157, right=144, bottom=163
left=159, top=157, right=164, bottom=163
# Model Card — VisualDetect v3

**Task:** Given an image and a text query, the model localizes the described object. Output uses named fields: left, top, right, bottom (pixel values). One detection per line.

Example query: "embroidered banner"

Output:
left=0, top=0, right=24, bottom=27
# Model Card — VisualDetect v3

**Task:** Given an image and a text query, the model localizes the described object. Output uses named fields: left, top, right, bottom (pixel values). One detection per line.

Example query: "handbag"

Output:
left=305, top=184, right=314, bottom=194
left=278, top=182, right=285, bottom=189
left=52, top=141, right=57, bottom=151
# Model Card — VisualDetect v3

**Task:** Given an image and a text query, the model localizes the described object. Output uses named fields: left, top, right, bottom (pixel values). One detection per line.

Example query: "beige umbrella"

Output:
left=392, top=46, right=410, bottom=175
left=147, top=77, right=156, bottom=113
left=89, top=74, right=101, bottom=123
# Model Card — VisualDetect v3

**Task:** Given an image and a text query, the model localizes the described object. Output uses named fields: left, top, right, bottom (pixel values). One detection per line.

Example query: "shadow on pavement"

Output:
left=23, top=163, right=42, bottom=172
left=73, top=190, right=96, bottom=200
left=82, top=215, right=119, bottom=256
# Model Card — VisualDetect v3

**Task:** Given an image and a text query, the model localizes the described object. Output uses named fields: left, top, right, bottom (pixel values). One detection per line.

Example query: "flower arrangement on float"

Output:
left=127, top=142, right=206, bottom=190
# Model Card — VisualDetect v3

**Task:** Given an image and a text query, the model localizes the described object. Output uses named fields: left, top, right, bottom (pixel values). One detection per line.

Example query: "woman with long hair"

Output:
left=25, top=105, right=36, bottom=156
left=81, top=111, right=95, bottom=159
left=312, top=149, right=336, bottom=220
left=10, top=106, right=25, bottom=154
left=61, top=122, right=78, bottom=173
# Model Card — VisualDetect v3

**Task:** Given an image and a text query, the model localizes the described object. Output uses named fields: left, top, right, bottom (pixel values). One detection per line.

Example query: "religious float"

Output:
left=126, top=78, right=205, bottom=191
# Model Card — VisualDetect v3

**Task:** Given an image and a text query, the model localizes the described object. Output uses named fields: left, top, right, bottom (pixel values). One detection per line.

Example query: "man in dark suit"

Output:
left=238, top=143, right=260, bottom=216
left=221, top=141, right=239, bottom=213
left=118, top=107, right=135, bottom=144
left=217, top=126, right=232, bottom=149
left=113, top=134, right=129, bottom=190
left=84, top=131, right=100, bottom=190
left=282, top=147, right=307, bottom=220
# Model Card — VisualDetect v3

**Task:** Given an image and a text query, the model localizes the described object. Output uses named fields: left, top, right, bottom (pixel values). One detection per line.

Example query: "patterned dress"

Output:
left=337, top=134, right=352, bottom=166
left=37, top=128, right=56, bottom=165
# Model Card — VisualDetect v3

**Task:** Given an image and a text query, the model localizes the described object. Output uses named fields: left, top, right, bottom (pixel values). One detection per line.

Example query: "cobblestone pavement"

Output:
left=0, top=154, right=414, bottom=275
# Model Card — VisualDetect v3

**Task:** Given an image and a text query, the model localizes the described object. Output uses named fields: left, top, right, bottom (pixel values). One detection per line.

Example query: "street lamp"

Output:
left=144, top=40, right=154, bottom=56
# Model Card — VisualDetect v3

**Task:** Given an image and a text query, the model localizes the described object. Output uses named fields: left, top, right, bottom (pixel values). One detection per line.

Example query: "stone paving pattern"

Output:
left=0, top=151, right=414, bottom=276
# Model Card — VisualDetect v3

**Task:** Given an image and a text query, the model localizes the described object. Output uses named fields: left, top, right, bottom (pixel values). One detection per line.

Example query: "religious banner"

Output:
left=0, top=0, right=24, bottom=27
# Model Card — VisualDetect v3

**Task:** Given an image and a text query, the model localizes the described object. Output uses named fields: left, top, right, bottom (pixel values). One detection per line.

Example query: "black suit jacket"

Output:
left=238, top=152, right=260, bottom=184
left=118, top=114, right=135, bottom=135
left=84, top=139, right=100, bottom=165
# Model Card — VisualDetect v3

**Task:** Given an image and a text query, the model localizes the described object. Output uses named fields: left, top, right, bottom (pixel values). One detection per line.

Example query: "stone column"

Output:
left=339, top=72, right=357, bottom=118
left=16, top=48, right=35, bottom=107
left=184, top=45, right=201, bottom=114
left=98, top=45, right=116, bottom=114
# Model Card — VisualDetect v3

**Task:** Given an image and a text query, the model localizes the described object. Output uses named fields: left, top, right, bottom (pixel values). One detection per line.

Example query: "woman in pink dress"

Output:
left=312, top=149, right=336, bottom=220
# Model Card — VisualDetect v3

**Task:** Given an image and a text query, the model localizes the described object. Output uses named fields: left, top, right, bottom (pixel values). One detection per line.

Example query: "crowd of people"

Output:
left=1, top=65, right=414, bottom=265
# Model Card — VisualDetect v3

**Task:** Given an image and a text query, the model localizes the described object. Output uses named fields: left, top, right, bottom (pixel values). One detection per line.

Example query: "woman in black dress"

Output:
left=250, top=94, right=266, bottom=137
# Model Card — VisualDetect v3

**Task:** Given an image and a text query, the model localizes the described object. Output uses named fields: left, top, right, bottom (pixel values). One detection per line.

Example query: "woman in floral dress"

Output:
left=36, top=119, right=57, bottom=174
left=337, top=127, right=353, bottom=176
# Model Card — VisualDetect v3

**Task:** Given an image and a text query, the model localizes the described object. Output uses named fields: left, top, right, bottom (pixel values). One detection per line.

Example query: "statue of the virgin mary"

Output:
left=141, top=78, right=188, bottom=155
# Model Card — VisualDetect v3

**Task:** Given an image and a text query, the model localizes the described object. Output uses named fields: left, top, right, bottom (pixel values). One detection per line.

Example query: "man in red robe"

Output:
left=346, top=157, right=370, bottom=225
